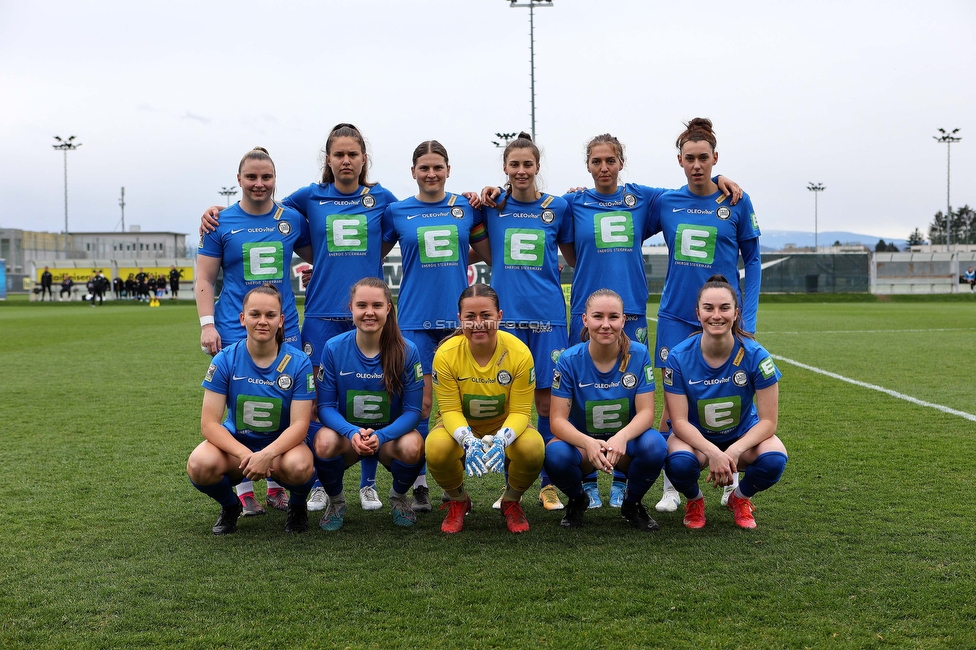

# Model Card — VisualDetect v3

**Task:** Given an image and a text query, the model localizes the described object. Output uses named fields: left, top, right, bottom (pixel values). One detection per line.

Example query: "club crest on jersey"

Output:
left=621, top=372, right=637, bottom=389
left=541, top=209, right=555, bottom=224
left=276, top=374, right=293, bottom=390
left=636, top=327, right=647, bottom=344
left=623, top=192, right=637, bottom=208
left=198, top=235, right=205, bottom=249
left=716, top=206, right=731, bottom=220
left=361, top=194, right=376, bottom=209
left=303, top=342, right=313, bottom=356
left=659, top=346, right=669, bottom=362
left=552, top=370, right=561, bottom=390
left=663, top=368, right=673, bottom=387
left=733, top=370, right=747, bottom=387
left=205, top=363, right=216, bottom=382
left=277, top=221, right=292, bottom=235
left=317, top=365, right=325, bottom=382
left=550, top=348, right=564, bottom=363
left=450, top=207, right=465, bottom=219
left=431, top=370, right=439, bottom=385
left=497, top=369, right=512, bottom=386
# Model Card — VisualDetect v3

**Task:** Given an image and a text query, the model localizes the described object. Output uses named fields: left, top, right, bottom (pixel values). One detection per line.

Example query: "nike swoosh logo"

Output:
left=230, top=228, right=245, bottom=234
left=319, top=201, right=331, bottom=205
left=456, top=376, right=471, bottom=381
left=672, top=208, right=685, bottom=213
left=578, top=382, right=593, bottom=388
left=498, top=213, right=512, bottom=218
left=406, top=214, right=422, bottom=220
left=339, top=371, right=355, bottom=376
left=232, top=375, right=247, bottom=381
left=688, top=379, right=704, bottom=384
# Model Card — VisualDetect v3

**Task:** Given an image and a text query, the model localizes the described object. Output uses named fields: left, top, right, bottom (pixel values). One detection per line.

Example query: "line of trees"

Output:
left=922, top=204, right=976, bottom=246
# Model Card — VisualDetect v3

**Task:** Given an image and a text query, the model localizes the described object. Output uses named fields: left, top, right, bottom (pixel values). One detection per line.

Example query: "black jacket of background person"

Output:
left=41, top=270, right=52, bottom=288
left=169, top=268, right=183, bottom=284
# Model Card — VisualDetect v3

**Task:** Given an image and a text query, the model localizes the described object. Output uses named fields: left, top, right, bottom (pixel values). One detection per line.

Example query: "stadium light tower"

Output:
left=218, top=186, right=238, bottom=206
left=933, top=128, right=961, bottom=252
left=118, top=187, right=126, bottom=233
left=506, top=0, right=553, bottom=140
left=492, top=132, right=518, bottom=148
left=53, top=135, right=82, bottom=256
left=807, top=182, right=825, bottom=252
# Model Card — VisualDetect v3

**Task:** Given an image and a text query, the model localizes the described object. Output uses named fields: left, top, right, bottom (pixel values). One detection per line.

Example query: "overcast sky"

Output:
left=3, top=0, right=974, bottom=244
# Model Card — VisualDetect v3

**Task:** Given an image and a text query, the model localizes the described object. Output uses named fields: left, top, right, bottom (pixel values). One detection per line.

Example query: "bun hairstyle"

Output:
left=349, top=277, right=407, bottom=397
left=497, top=131, right=540, bottom=212
left=676, top=117, right=717, bottom=152
left=238, top=146, right=275, bottom=174
left=321, top=123, right=375, bottom=187
left=412, top=140, right=450, bottom=166
left=580, top=288, right=631, bottom=372
left=696, top=274, right=753, bottom=341
left=243, top=283, right=285, bottom=349
left=585, top=133, right=625, bottom=164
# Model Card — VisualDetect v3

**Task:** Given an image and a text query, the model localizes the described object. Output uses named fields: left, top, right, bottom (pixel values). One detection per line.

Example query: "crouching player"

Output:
left=544, top=289, right=667, bottom=530
left=426, top=284, right=545, bottom=534
left=663, top=275, right=787, bottom=529
left=312, top=278, right=426, bottom=530
left=187, top=284, right=316, bottom=535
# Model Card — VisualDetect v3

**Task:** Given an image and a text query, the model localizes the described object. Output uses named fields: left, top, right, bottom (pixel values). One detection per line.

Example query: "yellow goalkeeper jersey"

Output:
left=432, top=330, right=536, bottom=437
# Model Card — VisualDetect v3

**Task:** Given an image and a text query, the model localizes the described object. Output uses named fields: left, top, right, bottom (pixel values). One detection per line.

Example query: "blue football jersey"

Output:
left=655, top=187, right=760, bottom=327
left=484, top=193, right=572, bottom=324
left=198, top=202, right=310, bottom=345
left=202, top=341, right=315, bottom=444
left=382, top=194, right=484, bottom=330
left=316, top=330, right=424, bottom=446
left=662, top=334, right=780, bottom=446
left=551, top=341, right=655, bottom=440
left=563, top=183, right=665, bottom=317
left=282, top=182, right=397, bottom=318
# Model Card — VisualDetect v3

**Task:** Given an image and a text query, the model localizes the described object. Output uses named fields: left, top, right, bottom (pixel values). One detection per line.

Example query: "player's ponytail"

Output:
left=676, top=117, right=717, bottom=152
left=350, top=278, right=406, bottom=397
left=697, top=274, right=754, bottom=342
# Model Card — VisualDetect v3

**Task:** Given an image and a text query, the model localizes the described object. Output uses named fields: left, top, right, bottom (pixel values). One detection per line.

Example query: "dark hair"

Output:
left=349, top=277, right=407, bottom=397
left=411, top=140, right=450, bottom=166
left=497, top=131, right=539, bottom=212
left=242, top=283, right=285, bottom=349
left=321, top=123, right=374, bottom=187
left=580, top=288, right=631, bottom=372
left=238, top=146, right=275, bottom=174
left=676, top=117, right=717, bottom=152
left=443, top=283, right=501, bottom=343
left=585, top=133, right=625, bottom=164
left=696, top=274, right=753, bottom=341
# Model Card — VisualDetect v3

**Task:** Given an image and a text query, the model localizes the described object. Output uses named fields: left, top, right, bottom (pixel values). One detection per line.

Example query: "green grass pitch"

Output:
left=1, top=294, right=974, bottom=648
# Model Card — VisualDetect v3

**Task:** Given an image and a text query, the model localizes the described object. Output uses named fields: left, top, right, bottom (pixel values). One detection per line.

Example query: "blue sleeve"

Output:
left=556, top=198, right=574, bottom=245
left=635, top=346, right=655, bottom=394
left=202, top=351, right=229, bottom=393
left=381, top=205, right=398, bottom=244
left=199, top=228, right=223, bottom=259
left=740, top=237, right=761, bottom=333
left=282, top=185, right=311, bottom=217
left=291, top=356, right=315, bottom=401
left=662, top=352, right=686, bottom=395
left=315, top=345, right=359, bottom=439
left=295, top=210, right=312, bottom=249
left=550, top=353, right=575, bottom=399
left=373, top=350, right=424, bottom=446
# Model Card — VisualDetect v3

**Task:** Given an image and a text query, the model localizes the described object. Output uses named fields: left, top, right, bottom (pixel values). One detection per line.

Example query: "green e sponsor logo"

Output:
left=243, top=242, right=284, bottom=281
left=586, top=398, right=629, bottom=433
left=593, top=212, right=633, bottom=249
left=346, top=390, right=389, bottom=424
left=237, top=395, right=283, bottom=432
left=675, top=224, right=717, bottom=264
left=463, top=394, right=505, bottom=420
left=759, top=357, right=777, bottom=379
left=504, top=228, right=544, bottom=267
left=327, top=214, right=368, bottom=252
left=418, top=226, right=459, bottom=263
left=697, top=396, right=741, bottom=432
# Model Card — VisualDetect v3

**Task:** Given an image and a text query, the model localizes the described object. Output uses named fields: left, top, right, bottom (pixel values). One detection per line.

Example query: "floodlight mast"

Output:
left=506, top=0, right=552, bottom=141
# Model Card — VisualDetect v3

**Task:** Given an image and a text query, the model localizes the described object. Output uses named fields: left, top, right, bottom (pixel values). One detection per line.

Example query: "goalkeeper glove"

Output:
left=452, top=426, right=487, bottom=478
left=483, top=427, right=516, bottom=473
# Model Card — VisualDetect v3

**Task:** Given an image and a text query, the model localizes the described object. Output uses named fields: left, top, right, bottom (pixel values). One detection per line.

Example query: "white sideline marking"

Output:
left=764, top=328, right=975, bottom=335
left=773, top=355, right=976, bottom=423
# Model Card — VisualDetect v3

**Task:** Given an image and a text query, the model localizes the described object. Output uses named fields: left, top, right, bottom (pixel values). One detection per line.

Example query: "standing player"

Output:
left=426, top=284, right=544, bottom=534
left=196, top=146, right=314, bottom=515
left=652, top=118, right=761, bottom=513
left=479, top=132, right=575, bottom=511
left=169, top=266, right=183, bottom=300
left=40, top=267, right=53, bottom=301
left=545, top=289, right=667, bottom=530
left=313, top=278, right=425, bottom=530
left=187, top=284, right=317, bottom=535
left=663, top=275, right=787, bottom=529
left=380, top=140, right=490, bottom=512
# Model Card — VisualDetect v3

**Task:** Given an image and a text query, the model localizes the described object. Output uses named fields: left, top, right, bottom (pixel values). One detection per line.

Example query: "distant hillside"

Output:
left=645, top=230, right=908, bottom=252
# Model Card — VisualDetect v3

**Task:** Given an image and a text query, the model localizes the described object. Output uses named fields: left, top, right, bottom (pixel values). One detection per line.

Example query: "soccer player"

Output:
left=652, top=118, right=761, bottom=514
left=196, top=146, right=315, bottom=516
left=187, top=284, right=317, bottom=535
left=426, top=284, right=544, bottom=534
left=662, top=275, right=787, bottom=530
left=380, top=140, right=490, bottom=512
left=201, top=125, right=399, bottom=513
left=545, top=289, right=667, bottom=530
left=312, top=278, right=426, bottom=530
left=478, top=132, right=575, bottom=511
